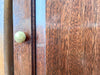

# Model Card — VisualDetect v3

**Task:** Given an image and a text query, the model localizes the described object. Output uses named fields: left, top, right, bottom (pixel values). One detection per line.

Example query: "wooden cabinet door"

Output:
left=13, top=0, right=100, bottom=75
left=36, top=0, right=100, bottom=75
left=13, top=0, right=36, bottom=75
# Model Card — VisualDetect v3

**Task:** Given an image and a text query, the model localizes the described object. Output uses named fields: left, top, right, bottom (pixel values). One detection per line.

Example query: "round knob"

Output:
left=14, top=31, right=26, bottom=43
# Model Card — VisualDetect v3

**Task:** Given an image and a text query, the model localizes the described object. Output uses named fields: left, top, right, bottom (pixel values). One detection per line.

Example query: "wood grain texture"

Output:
left=68, top=0, right=84, bottom=75
left=36, top=26, right=46, bottom=75
left=46, top=0, right=70, bottom=75
left=13, top=0, right=32, bottom=75
left=83, top=0, right=96, bottom=74
left=45, top=0, right=100, bottom=75
left=93, top=0, right=100, bottom=74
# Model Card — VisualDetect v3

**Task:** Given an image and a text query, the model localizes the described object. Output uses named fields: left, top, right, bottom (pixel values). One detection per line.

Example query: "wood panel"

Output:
left=46, top=0, right=100, bottom=75
left=94, top=0, right=100, bottom=74
left=0, top=0, right=13, bottom=75
left=36, top=0, right=46, bottom=75
left=4, top=0, right=14, bottom=75
left=13, top=0, right=32, bottom=75
left=83, top=0, right=96, bottom=74
left=46, top=0, right=70, bottom=74
left=68, top=0, right=84, bottom=74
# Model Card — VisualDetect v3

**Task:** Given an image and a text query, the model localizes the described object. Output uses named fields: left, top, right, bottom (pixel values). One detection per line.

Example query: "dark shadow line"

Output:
left=31, top=0, right=37, bottom=75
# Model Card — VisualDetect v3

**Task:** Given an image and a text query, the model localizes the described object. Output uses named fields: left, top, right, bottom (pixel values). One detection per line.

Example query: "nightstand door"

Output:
left=36, top=0, right=100, bottom=75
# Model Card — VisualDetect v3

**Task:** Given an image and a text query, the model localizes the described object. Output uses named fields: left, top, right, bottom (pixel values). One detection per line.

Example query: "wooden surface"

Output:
left=36, top=0, right=100, bottom=75
left=4, top=0, right=14, bottom=75
left=0, top=0, right=13, bottom=75
left=13, top=0, right=32, bottom=75
left=12, top=0, right=100, bottom=75
left=36, top=0, right=46, bottom=75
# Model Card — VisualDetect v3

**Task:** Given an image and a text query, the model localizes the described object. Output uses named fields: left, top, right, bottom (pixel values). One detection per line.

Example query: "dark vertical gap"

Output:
left=12, top=0, right=14, bottom=74
left=31, top=0, right=37, bottom=75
